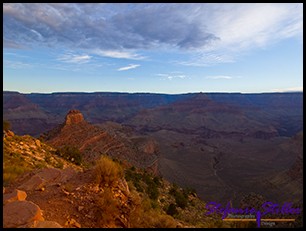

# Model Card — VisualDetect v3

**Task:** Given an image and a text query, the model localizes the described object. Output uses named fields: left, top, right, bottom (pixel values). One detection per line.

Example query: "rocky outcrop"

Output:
left=19, top=167, right=76, bottom=191
left=45, top=111, right=159, bottom=169
left=65, top=109, right=84, bottom=125
left=3, top=200, right=44, bottom=228
left=3, top=133, right=83, bottom=182
left=3, top=188, right=62, bottom=228
left=3, top=168, right=77, bottom=228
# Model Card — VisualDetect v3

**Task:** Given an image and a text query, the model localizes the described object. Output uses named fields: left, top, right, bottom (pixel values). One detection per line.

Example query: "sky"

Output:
left=3, top=3, right=303, bottom=94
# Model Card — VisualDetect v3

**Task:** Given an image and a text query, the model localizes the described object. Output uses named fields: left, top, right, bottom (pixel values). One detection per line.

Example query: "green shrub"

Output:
left=169, top=183, right=188, bottom=209
left=166, top=203, right=178, bottom=216
left=169, top=183, right=178, bottom=196
left=55, top=160, right=64, bottom=169
left=94, top=155, right=123, bottom=187
left=129, top=195, right=177, bottom=228
left=175, top=191, right=188, bottom=209
left=56, top=146, right=82, bottom=165
left=153, top=176, right=162, bottom=187
left=124, top=169, right=144, bottom=192
left=134, top=181, right=144, bottom=192
left=147, top=184, right=159, bottom=200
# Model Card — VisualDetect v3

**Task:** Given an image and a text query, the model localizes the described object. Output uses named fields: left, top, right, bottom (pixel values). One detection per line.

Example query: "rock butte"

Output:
left=65, top=109, right=84, bottom=125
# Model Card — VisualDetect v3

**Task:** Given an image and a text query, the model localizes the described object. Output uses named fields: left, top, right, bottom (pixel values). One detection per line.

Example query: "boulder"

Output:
left=3, top=189, right=27, bottom=205
left=3, top=201, right=44, bottom=228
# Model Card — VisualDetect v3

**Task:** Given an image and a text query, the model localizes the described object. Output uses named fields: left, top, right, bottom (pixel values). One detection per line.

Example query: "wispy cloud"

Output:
left=177, top=52, right=235, bottom=66
left=58, top=54, right=91, bottom=64
left=157, top=73, right=187, bottom=80
left=117, top=64, right=140, bottom=71
left=3, top=52, right=28, bottom=58
left=94, top=49, right=145, bottom=60
left=205, top=75, right=233, bottom=80
left=30, top=29, right=43, bottom=40
left=4, top=60, right=32, bottom=69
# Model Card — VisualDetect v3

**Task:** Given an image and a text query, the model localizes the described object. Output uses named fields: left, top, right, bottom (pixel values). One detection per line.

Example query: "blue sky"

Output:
left=3, top=3, right=303, bottom=94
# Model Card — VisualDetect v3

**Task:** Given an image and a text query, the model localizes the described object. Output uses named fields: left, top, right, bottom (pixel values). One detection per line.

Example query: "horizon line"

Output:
left=3, top=90, right=303, bottom=95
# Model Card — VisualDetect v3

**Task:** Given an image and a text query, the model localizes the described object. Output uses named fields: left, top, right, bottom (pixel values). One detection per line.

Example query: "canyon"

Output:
left=3, top=91, right=303, bottom=206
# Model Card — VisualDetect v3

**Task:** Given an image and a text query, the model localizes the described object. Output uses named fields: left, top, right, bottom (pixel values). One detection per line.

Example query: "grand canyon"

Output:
left=4, top=91, right=303, bottom=208
left=3, top=3, right=303, bottom=227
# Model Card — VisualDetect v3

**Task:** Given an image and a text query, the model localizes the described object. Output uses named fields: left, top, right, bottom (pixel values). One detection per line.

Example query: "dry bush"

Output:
left=153, top=213, right=177, bottom=228
left=94, top=155, right=123, bottom=186
left=129, top=194, right=177, bottom=228
left=95, top=188, right=119, bottom=227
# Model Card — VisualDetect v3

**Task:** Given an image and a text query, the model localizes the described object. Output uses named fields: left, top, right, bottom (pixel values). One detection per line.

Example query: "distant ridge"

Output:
left=3, top=91, right=302, bottom=137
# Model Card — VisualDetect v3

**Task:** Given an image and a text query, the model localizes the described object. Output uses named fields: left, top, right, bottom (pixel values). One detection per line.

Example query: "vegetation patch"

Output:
left=94, top=155, right=123, bottom=187
left=55, top=145, right=82, bottom=165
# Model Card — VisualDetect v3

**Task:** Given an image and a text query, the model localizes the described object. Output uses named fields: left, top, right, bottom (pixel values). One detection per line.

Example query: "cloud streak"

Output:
left=117, top=64, right=140, bottom=71
left=157, top=73, right=187, bottom=80
left=205, top=75, right=233, bottom=80
left=94, top=49, right=145, bottom=60
left=58, top=54, right=91, bottom=64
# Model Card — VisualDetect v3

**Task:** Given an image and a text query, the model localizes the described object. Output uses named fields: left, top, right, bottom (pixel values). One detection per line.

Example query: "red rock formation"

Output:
left=65, top=110, right=84, bottom=125
left=45, top=110, right=159, bottom=169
